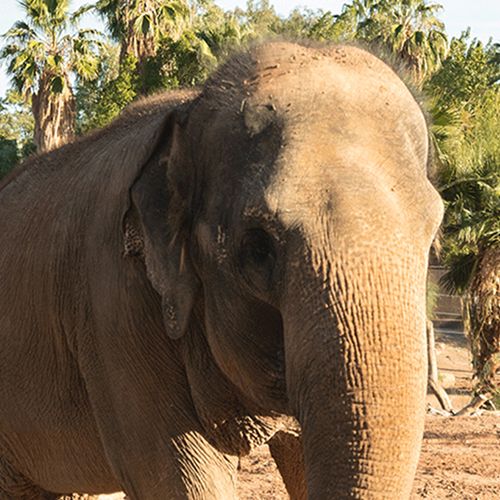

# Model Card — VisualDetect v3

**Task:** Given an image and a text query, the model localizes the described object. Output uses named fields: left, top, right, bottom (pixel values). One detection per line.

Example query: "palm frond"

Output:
left=70, top=3, right=95, bottom=25
left=440, top=250, right=478, bottom=295
left=49, top=74, right=65, bottom=93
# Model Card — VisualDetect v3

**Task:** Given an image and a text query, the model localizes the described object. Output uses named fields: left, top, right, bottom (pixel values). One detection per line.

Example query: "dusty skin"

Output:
left=89, top=331, right=500, bottom=500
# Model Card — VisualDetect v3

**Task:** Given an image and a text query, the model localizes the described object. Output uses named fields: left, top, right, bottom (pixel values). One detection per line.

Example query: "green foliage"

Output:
left=1, top=0, right=103, bottom=150
left=0, top=89, right=35, bottom=175
left=307, top=11, right=351, bottom=42
left=142, top=0, right=266, bottom=94
left=76, top=52, right=139, bottom=132
left=427, top=33, right=500, bottom=295
left=426, top=32, right=500, bottom=110
left=231, top=0, right=324, bottom=41
left=0, top=90, right=35, bottom=162
left=196, top=15, right=250, bottom=62
left=76, top=0, right=254, bottom=130
left=94, top=0, right=191, bottom=95
left=439, top=145, right=500, bottom=295
left=95, top=0, right=190, bottom=43
left=144, top=31, right=214, bottom=92
left=1, top=0, right=103, bottom=97
left=0, top=138, right=19, bottom=178
left=274, top=8, right=319, bottom=39
left=134, top=0, right=190, bottom=38
left=232, top=0, right=281, bottom=38
left=335, top=0, right=448, bottom=85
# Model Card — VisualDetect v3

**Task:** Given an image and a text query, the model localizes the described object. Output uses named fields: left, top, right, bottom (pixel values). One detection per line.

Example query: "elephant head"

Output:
left=129, top=43, right=443, bottom=498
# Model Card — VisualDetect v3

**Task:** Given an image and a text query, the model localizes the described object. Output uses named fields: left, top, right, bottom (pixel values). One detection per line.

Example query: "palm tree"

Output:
left=439, top=151, right=500, bottom=400
left=1, top=0, right=102, bottom=152
left=352, top=0, right=448, bottom=86
left=197, top=16, right=252, bottom=61
left=94, top=0, right=190, bottom=92
left=434, top=38, right=500, bottom=400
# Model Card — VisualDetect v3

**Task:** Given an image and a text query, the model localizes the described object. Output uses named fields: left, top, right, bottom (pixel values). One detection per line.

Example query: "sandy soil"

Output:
left=411, top=324, right=500, bottom=499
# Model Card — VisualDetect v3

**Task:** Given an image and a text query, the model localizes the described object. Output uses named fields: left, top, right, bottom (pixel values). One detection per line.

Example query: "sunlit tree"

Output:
left=0, top=89, right=35, bottom=156
left=75, top=41, right=139, bottom=132
left=1, top=0, right=102, bottom=152
left=430, top=34, right=500, bottom=399
left=339, top=0, right=448, bottom=86
left=94, top=0, right=190, bottom=92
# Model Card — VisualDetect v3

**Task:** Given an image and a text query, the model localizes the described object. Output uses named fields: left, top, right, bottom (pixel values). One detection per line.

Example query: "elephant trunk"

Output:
left=284, top=245, right=428, bottom=499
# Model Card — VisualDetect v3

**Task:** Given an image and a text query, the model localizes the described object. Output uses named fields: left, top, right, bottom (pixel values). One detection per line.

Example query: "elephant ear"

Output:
left=125, top=111, right=198, bottom=339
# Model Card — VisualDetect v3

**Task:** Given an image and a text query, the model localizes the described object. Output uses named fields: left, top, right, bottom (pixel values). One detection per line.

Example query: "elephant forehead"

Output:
left=207, top=45, right=418, bottom=124
left=235, top=50, right=427, bottom=166
left=234, top=47, right=435, bottom=236
left=240, top=42, right=409, bottom=94
left=196, top=43, right=429, bottom=178
left=261, top=130, right=442, bottom=251
left=203, top=43, right=425, bottom=139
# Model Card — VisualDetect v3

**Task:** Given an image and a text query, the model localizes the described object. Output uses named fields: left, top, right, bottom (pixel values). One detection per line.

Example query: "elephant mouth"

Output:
left=209, top=286, right=288, bottom=413
left=249, top=298, right=288, bottom=409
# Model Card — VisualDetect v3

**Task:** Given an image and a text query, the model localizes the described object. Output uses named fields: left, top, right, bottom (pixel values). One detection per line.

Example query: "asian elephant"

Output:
left=0, top=42, right=443, bottom=500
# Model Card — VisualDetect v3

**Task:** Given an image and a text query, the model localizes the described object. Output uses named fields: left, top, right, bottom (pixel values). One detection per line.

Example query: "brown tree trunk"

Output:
left=32, top=72, right=76, bottom=153
left=466, top=247, right=500, bottom=396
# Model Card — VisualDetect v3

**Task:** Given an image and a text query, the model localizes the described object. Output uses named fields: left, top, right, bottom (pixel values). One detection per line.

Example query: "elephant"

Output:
left=0, top=42, right=443, bottom=500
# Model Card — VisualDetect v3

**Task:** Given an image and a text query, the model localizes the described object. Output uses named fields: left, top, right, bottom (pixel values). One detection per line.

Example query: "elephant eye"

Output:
left=241, top=228, right=276, bottom=267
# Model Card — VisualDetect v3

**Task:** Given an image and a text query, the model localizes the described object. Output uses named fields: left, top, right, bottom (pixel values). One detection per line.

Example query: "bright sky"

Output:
left=0, top=0, right=499, bottom=98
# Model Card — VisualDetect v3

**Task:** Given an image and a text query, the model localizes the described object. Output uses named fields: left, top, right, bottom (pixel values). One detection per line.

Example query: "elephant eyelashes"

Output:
left=241, top=228, right=276, bottom=269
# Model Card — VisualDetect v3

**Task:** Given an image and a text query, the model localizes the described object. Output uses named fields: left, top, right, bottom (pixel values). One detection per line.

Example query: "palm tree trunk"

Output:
left=466, top=247, right=500, bottom=396
left=32, top=72, right=76, bottom=153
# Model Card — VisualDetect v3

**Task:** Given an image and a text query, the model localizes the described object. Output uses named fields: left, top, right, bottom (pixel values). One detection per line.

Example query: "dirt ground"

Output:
left=412, top=325, right=500, bottom=499
left=97, top=325, right=500, bottom=499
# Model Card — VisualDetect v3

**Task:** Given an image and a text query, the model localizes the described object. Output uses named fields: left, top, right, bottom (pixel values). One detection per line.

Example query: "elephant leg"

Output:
left=166, top=431, right=239, bottom=500
left=267, top=430, right=307, bottom=500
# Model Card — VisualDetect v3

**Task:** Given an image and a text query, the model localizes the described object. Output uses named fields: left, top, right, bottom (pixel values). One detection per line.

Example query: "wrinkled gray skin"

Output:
left=0, top=43, right=443, bottom=500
